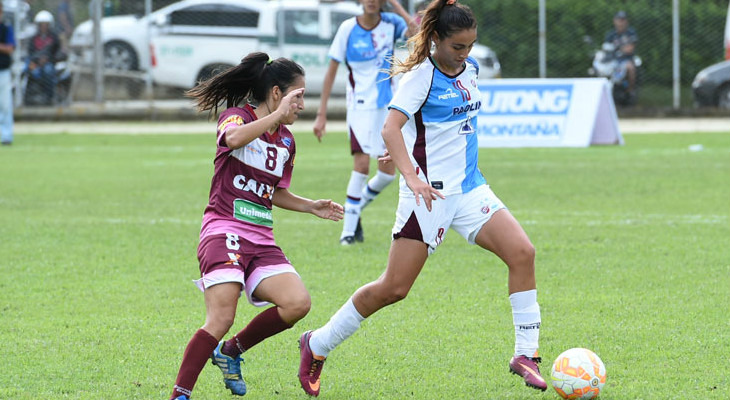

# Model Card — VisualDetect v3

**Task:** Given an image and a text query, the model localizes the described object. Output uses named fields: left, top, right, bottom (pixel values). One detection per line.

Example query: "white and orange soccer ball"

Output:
left=550, top=348, right=607, bottom=399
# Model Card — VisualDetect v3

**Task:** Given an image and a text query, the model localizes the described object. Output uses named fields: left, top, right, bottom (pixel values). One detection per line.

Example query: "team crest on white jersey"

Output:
left=454, top=80, right=471, bottom=101
left=458, top=117, right=475, bottom=135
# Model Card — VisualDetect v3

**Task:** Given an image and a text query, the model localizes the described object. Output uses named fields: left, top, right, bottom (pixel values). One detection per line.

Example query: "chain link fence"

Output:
left=6, top=0, right=730, bottom=114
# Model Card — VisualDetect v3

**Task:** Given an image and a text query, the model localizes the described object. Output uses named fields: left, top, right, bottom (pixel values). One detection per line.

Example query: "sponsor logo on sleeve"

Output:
left=217, top=115, right=243, bottom=134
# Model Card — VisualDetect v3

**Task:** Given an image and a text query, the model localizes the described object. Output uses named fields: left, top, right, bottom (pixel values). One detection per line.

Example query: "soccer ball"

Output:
left=550, top=348, right=606, bottom=399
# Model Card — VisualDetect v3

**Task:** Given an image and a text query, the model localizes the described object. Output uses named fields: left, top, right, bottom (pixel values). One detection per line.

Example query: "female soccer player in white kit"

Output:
left=313, top=0, right=417, bottom=245
left=298, top=0, right=547, bottom=396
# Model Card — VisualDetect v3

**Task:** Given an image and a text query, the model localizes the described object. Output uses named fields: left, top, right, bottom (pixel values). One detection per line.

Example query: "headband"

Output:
left=266, top=57, right=274, bottom=65
left=446, top=0, right=456, bottom=4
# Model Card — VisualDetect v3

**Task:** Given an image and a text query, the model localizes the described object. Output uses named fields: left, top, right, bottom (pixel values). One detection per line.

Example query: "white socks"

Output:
left=341, top=170, right=395, bottom=238
left=341, top=171, right=368, bottom=237
left=307, top=291, right=539, bottom=359
left=309, top=298, right=365, bottom=358
left=360, top=171, right=395, bottom=210
left=510, top=289, right=541, bottom=357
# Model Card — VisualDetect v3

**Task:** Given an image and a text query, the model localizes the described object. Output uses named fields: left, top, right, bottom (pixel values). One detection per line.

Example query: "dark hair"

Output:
left=186, top=52, right=304, bottom=115
left=394, top=0, right=476, bottom=74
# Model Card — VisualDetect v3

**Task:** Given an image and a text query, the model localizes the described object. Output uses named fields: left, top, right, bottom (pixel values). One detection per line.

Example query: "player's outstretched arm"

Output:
left=272, top=188, right=344, bottom=221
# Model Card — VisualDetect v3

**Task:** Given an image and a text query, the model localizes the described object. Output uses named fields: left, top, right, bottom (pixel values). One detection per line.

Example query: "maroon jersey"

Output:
left=200, top=104, right=296, bottom=244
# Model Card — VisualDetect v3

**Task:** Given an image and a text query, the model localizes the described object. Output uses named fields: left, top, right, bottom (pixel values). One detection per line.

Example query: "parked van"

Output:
left=149, top=0, right=500, bottom=94
left=71, top=0, right=501, bottom=95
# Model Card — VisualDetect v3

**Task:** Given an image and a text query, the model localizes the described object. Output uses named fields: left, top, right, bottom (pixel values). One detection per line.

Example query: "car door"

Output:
left=151, top=2, right=261, bottom=88
left=273, top=7, right=356, bottom=95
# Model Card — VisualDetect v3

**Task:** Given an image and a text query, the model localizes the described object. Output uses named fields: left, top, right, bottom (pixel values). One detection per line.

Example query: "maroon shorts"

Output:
left=195, top=233, right=297, bottom=306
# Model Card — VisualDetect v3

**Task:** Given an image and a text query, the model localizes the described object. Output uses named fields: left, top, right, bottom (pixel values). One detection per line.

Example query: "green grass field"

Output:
left=1, top=129, right=728, bottom=399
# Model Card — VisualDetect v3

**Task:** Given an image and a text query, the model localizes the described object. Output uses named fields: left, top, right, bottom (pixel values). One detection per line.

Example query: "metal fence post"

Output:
left=92, top=0, right=104, bottom=102
left=539, top=0, right=546, bottom=78
left=144, top=0, right=153, bottom=103
left=672, top=0, right=680, bottom=110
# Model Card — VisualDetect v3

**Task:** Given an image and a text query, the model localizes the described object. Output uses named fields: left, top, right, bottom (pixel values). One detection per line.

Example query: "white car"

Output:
left=70, top=0, right=501, bottom=95
left=68, top=0, right=212, bottom=71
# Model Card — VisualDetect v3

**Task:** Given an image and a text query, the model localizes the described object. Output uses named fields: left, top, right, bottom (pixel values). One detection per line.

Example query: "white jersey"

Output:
left=388, top=57, right=485, bottom=197
left=329, top=12, right=407, bottom=110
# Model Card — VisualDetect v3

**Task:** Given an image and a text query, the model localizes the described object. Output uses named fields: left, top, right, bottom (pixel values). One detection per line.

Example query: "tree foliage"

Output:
left=464, top=0, right=727, bottom=84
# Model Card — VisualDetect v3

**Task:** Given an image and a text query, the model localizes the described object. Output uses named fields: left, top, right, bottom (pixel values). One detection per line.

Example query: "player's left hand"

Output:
left=311, top=199, right=344, bottom=221
left=378, top=150, right=392, bottom=164
left=277, top=88, right=305, bottom=122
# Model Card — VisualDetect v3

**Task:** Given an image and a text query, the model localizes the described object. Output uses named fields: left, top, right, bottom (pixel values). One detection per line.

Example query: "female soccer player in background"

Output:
left=168, top=52, right=343, bottom=400
left=298, top=0, right=547, bottom=396
left=313, top=0, right=417, bottom=245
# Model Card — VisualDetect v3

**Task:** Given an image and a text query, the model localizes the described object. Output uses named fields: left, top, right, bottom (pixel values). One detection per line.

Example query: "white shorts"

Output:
left=194, top=264, right=299, bottom=307
left=391, top=184, right=507, bottom=254
left=346, top=108, right=387, bottom=157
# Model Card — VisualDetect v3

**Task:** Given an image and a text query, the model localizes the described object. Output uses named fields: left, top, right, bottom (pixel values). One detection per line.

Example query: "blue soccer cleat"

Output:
left=172, top=396, right=189, bottom=400
left=210, top=341, right=247, bottom=396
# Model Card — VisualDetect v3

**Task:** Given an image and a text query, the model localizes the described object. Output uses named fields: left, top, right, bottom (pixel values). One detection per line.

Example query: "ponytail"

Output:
left=393, top=0, right=476, bottom=75
left=186, top=52, right=304, bottom=116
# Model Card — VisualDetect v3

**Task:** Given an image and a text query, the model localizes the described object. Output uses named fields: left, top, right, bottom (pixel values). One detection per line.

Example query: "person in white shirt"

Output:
left=298, top=0, right=548, bottom=396
left=313, top=0, right=417, bottom=245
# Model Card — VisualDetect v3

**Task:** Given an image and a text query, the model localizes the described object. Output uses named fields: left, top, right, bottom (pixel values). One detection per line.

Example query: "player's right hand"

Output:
left=405, top=176, right=444, bottom=212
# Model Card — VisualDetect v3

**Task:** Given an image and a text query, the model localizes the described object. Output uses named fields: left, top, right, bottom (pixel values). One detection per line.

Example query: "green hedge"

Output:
left=465, top=0, right=727, bottom=84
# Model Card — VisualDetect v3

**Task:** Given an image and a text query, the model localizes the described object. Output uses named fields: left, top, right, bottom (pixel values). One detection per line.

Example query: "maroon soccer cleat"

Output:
left=509, top=355, right=548, bottom=391
left=298, top=331, right=326, bottom=397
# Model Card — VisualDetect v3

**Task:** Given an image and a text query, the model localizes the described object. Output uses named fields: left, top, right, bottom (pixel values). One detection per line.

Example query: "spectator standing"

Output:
left=0, top=2, right=16, bottom=145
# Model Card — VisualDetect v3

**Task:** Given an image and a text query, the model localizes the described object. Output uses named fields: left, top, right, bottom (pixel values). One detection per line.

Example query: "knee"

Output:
left=279, top=292, right=311, bottom=323
left=205, top=312, right=236, bottom=336
left=511, top=242, right=536, bottom=269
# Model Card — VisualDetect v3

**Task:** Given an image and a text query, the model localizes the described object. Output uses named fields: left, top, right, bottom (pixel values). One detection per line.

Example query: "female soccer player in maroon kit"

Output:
left=168, top=52, right=343, bottom=400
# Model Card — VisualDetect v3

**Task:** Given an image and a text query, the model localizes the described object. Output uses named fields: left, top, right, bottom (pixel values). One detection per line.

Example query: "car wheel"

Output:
left=104, top=41, right=139, bottom=71
left=196, top=64, right=234, bottom=84
left=717, top=85, right=730, bottom=110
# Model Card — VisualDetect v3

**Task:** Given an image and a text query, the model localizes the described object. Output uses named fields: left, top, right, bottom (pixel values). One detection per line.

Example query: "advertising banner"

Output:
left=476, top=78, right=622, bottom=147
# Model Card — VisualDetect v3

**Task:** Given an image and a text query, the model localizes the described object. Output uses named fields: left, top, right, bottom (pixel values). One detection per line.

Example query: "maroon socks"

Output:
left=171, top=328, right=219, bottom=399
left=221, top=306, right=292, bottom=357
